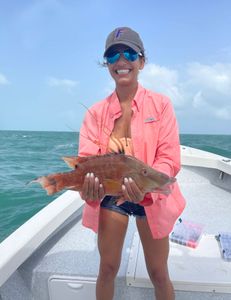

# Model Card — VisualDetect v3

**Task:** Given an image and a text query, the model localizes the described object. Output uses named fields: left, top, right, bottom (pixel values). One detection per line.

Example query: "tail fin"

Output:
left=30, top=176, right=58, bottom=195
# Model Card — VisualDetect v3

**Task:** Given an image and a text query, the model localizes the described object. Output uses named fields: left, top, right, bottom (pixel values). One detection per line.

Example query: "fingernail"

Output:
left=124, top=178, right=128, bottom=183
left=90, top=173, right=94, bottom=177
left=95, top=177, right=99, bottom=182
left=129, top=177, right=133, bottom=183
left=99, top=184, right=103, bottom=188
left=122, top=184, right=126, bottom=190
left=86, top=173, right=90, bottom=177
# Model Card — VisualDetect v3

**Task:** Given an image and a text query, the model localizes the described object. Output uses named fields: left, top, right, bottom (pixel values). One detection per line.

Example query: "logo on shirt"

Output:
left=144, top=117, right=155, bottom=123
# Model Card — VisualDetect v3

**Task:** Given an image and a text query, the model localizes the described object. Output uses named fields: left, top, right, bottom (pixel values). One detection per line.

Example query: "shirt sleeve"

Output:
left=142, top=97, right=181, bottom=205
left=78, top=109, right=101, bottom=157
left=78, top=109, right=102, bottom=208
left=152, top=97, right=181, bottom=177
left=140, top=97, right=181, bottom=206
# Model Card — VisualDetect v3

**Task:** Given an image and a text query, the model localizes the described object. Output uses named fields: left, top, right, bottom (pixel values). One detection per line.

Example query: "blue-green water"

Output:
left=0, top=130, right=231, bottom=242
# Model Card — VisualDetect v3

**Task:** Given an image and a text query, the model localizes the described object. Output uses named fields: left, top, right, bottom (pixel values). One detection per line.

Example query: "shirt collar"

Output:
left=133, top=83, right=145, bottom=112
left=108, top=83, right=145, bottom=116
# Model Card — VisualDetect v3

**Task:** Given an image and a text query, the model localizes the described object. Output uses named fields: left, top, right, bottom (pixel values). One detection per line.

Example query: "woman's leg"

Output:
left=96, top=208, right=129, bottom=300
left=136, top=218, right=174, bottom=300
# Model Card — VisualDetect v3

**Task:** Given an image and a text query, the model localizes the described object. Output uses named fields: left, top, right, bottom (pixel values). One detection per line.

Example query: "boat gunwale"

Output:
left=0, top=191, right=84, bottom=287
left=181, top=145, right=231, bottom=175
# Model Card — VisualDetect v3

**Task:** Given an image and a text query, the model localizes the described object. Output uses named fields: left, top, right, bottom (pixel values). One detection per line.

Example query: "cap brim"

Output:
left=104, top=41, right=141, bottom=57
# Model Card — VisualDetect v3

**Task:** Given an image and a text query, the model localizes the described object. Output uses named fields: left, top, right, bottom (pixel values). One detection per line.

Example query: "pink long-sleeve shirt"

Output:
left=78, top=84, right=186, bottom=239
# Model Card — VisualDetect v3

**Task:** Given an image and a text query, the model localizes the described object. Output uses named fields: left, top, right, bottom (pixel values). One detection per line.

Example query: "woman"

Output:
left=78, top=27, right=185, bottom=300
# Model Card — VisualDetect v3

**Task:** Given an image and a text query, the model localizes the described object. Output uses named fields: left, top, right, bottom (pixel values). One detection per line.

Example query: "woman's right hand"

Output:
left=81, top=173, right=105, bottom=202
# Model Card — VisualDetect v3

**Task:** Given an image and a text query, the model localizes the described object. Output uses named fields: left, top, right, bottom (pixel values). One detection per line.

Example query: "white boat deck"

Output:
left=127, top=233, right=231, bottom=294
left=0, top=146, right=231, bottom=300
left=175, top=165, right=231, bottom=233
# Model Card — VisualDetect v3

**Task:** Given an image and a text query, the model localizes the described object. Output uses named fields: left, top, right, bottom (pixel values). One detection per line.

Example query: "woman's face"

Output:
left=106, top=45, right=145, bottom=88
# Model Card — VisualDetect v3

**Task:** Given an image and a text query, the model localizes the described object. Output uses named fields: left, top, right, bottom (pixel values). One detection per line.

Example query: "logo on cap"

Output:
left=115, top=28, right=126, bottom=39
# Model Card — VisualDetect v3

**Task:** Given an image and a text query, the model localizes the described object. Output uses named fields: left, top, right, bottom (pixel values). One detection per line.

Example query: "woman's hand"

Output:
left=121, top=177, right=145, bottom=204
left=81, top=173, right=105, bottom=202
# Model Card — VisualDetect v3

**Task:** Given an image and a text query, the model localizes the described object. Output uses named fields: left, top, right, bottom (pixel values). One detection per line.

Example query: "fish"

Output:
left=31, top=153, right=176, bottom=202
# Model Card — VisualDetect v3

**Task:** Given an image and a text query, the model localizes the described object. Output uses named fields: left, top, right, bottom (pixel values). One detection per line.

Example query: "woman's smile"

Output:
left=115, top=68, right=131, bottom=75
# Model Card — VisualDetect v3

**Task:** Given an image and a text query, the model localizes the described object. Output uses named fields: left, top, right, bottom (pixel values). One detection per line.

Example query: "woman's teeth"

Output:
left=116, top=69, right=130, bottom=74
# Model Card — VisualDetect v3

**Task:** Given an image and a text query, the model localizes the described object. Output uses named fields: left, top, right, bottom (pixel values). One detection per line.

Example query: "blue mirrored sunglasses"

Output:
left=105, top=49, right=142, bottom=64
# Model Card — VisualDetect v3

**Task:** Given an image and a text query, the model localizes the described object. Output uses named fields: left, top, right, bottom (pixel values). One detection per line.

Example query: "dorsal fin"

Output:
left=62, top=156, right=91, bottom=169
left=63, top=153, right=126, bottom=169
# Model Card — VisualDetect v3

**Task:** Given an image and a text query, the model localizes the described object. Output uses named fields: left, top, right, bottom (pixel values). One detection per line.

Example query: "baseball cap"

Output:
left=104, top=27, right=144, bottom=56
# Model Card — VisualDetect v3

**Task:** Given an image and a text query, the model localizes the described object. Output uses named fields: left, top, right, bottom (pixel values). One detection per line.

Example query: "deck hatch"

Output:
left=48, top=276, right=96, bottom=300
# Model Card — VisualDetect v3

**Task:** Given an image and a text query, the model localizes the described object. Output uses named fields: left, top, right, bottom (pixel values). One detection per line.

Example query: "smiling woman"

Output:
left=77, top=26, right=186, bottom=300
left=105, top=44, right=145, bottom=89
left=103, top=27, right=146, bottom=89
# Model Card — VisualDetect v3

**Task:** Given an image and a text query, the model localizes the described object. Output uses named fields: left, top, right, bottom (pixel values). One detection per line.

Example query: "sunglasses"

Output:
left=105, top=49, right=143, bottom=64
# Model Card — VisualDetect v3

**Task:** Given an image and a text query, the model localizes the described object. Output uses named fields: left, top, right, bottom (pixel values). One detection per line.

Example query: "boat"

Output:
left=0, top=145, right=231, bottom=300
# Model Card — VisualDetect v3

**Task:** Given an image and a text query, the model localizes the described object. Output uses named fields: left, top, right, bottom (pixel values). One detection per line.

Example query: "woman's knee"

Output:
left=99, top=261, right=120, bottom=280
left=148, top=267, right=171, bottom=288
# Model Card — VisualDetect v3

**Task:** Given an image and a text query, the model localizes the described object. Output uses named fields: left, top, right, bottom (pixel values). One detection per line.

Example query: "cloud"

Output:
left=103, top=79, right=115, bottom=96
left=138, top=62, right=231, bottom=121
left=0, top=73, right=10, bottom=85
left=139, top=64, right=185, bottom=107
left=102, top=62, right=231, bottom=124
left=215, top=106, right=231, bottom=120
left=187, top=63, right=231, bottom=120
left=187, top=63, right=231, bottom=97
left=192, top=91, right=207, bottom=109
left=47, top=76, right=79, bottom=92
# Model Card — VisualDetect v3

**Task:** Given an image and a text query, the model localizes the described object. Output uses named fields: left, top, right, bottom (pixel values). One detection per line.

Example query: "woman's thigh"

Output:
left=136, top=218, right=170, bottom=273
left=98, top=208, right=129, bottom=266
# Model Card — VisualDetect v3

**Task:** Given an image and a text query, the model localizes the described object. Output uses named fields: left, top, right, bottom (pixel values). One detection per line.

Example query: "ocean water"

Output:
left=0, top=130, right=231, bottom=242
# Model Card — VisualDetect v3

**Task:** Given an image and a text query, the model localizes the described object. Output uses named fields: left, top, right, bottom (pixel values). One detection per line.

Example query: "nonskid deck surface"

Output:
left=177, top=166, right=231, bottom=233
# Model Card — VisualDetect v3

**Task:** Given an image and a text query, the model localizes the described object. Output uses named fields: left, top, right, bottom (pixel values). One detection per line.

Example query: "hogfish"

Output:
left=32, top=153, right=176, bottom=201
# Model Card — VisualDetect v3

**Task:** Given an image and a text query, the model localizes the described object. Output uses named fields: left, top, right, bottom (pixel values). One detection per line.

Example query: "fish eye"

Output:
left=142, top=168, right=148, bottom=176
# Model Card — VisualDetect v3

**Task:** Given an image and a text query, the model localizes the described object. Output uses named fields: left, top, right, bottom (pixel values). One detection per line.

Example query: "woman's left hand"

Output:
left=121, top=177, right=145, bottom=204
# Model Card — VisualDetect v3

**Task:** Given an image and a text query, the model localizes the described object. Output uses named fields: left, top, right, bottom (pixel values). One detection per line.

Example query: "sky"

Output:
left=0, top=0, right=231, bottom=134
